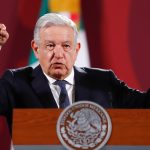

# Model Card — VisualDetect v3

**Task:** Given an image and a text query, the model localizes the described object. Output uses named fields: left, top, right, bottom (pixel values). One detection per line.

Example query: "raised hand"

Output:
left=0, top=24, right=9, bottom=50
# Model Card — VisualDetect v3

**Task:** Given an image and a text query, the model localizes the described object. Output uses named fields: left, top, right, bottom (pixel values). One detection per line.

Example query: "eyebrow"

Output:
left=44, top=40, right=72, bottom=44
left=62, top=41, right=71, bottom=43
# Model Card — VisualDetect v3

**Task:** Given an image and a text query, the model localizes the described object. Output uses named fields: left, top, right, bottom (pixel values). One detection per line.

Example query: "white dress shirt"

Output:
left=44, top=69, right=75, bottom=108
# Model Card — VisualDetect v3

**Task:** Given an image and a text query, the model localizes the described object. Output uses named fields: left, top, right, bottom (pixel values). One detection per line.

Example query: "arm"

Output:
left=0, top=71, right=16, bottom=135
left=109, top=70, right=150, bottom=108
left=0, top=24, right=9, bottom=50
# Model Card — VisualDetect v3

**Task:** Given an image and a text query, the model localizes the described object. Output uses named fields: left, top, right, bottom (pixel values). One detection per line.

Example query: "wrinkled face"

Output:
left=31, top=26, right=80, bottom=80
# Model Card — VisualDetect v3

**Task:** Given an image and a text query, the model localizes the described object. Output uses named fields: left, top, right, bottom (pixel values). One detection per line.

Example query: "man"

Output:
left=0, top=13, right=150, bottom=133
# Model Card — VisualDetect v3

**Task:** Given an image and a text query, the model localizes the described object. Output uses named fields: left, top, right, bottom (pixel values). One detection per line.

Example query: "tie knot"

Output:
left=54, top=80, right=67, bottom=88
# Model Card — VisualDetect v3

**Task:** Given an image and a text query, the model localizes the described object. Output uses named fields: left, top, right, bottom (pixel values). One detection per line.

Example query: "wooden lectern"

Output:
left=12, top=109, right=150, bottom=146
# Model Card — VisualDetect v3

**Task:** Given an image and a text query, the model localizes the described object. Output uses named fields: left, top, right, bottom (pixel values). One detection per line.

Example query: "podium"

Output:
left=12, top=109, right=150, bottom=149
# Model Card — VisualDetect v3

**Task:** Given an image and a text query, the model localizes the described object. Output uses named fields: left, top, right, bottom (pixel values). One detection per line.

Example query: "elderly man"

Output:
left=0, top=13, right=150, bottom=133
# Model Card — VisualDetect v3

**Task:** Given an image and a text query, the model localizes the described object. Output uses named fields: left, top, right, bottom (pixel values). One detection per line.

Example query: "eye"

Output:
left=46, top=43, right=55, bottom=51
left=63, top=44, right=71, bottom=51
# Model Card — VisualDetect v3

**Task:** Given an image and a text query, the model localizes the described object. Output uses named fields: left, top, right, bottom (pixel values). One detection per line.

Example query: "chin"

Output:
left=52, top=70, right=67, bottom=80
left=53, top=74, right=65, bottom=80
left=48, top=67, right=69, bottom=79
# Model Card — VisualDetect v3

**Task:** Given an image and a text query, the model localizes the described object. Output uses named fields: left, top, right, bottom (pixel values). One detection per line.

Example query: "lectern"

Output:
left=12, top=109, right=150, bottom=149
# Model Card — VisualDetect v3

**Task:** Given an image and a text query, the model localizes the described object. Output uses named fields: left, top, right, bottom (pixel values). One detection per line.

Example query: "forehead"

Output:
left=39, top=25, right=75, bottom=42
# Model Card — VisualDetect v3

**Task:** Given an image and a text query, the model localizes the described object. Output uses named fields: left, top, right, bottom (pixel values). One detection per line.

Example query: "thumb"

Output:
left=0, top=24, right=6, bottom=30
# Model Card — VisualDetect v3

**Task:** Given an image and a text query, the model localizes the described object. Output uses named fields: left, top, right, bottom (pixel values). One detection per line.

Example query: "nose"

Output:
left=53, top=45, right=64, bottom=58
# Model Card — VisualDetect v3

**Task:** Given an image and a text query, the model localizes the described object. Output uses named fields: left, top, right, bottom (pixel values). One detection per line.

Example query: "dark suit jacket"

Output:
left=0, top=65, right=150, bottom=133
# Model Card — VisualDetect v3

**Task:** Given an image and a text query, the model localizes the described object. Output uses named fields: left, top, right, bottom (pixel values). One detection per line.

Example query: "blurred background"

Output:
left=0, top=0, right=150, bottom=91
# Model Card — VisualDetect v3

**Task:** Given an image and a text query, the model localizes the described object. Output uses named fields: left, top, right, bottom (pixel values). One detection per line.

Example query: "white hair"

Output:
left=33, top=13, right=79, bottom=45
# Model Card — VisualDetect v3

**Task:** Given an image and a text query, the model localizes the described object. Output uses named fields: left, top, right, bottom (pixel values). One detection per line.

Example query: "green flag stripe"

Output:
left=28, top=0, right=50, bottom=65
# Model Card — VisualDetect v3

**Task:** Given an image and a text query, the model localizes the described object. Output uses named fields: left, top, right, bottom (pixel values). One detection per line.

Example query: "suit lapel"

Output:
left=74, top=67, right=91, bottom=102
left=31, top=65, right=57, bottom=108
left=74, top=67, right=112, bottom=108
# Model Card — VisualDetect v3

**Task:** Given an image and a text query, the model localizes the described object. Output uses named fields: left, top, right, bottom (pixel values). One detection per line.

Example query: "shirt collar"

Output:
left=44, top=68, right=74, bottom=85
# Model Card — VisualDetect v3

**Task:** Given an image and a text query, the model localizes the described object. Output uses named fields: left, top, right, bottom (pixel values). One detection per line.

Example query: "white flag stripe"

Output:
left=75, top=30, right=90, bottom=67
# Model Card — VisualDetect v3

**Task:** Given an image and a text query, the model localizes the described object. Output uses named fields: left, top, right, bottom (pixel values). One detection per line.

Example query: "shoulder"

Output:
left=1, top=66, right=34, bottom=83
left=74, top=66, right=117, bottom=84
left=74, top=66, right=114, bottom=77
left=3, top=66, right=33, bottom=76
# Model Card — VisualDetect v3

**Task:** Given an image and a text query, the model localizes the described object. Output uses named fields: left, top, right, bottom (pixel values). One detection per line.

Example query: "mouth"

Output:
left=52, top=63, right=64, bottom=68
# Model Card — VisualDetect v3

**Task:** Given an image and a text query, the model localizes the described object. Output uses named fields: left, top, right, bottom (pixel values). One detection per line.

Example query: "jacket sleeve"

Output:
left=109, top=70, right=150, bottom=108
left=0, top=70, right=15, bottom=134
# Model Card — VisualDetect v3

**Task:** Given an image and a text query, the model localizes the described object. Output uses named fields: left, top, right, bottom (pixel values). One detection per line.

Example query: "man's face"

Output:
left=32, top=26, right=80, bottom=80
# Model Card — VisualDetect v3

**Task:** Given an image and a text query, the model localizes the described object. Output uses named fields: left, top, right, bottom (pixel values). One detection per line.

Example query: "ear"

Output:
left=31, top=40, right=39, bottom=58
left=75, top=42, right=81, bottom=54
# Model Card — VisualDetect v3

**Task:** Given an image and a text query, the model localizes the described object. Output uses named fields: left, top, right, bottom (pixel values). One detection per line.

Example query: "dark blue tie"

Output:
left=55, top=80, right=70, bottom=108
